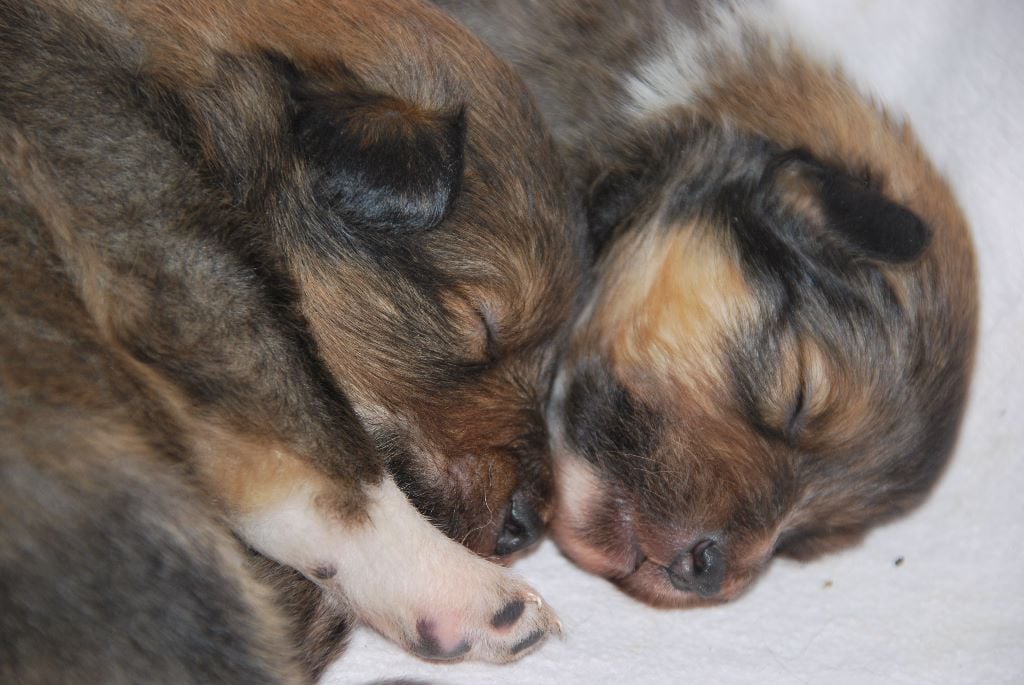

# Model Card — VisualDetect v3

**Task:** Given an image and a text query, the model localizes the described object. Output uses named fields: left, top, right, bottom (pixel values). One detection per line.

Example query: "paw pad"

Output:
left=412, top=618, right=471, bottom=661
left=491, top=599, right=525, bottom=629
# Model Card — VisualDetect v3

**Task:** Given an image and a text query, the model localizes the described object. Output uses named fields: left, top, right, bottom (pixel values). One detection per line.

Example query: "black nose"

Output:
left=666, top=539, right=725, bottom=597
left=493, top=491, right=543, bottom=556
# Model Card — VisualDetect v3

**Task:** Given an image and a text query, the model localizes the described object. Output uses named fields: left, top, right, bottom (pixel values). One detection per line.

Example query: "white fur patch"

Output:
left=624, top=1, right=783, bottom=119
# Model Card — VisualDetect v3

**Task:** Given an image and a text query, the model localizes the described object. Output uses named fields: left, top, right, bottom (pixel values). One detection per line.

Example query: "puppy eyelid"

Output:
left=476, top=304, right=500, bottom=362
left=786, top=379, right=807, bottom=439
left=539, top=352, right=560, bottom=404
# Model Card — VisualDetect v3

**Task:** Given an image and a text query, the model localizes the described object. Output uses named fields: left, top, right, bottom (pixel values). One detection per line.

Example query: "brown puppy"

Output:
left=439, top=0, right=978, bottom=606
left=0, top=0, right=582, bottom=680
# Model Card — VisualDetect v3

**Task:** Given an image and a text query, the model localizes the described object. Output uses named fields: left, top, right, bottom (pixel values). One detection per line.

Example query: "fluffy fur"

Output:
left=0, top=0, right=583, bottom=679
left=438, top=0, right=978, bottom=606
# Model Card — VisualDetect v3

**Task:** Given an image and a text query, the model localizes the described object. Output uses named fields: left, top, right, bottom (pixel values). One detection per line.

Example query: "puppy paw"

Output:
left=404, top=578, right=561, bottom=663
left=321, top=479, right=560, bottom=663
left=241, top=477, right=560, bottom=663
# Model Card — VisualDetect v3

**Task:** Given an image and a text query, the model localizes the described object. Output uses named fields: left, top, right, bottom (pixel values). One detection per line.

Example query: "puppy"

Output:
left=0, top=0, right=583, bottom=680
left=439, top=0, right=979, bottom=606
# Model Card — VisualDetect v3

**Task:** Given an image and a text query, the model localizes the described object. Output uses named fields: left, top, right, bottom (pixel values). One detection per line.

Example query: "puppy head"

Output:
left=294, top=77, right=585, bottom=557
left=266, top=17, right=584, bottom=558
left=548, top=116, right=977, bottom=605
left=134, top=3, right=586, bottom=558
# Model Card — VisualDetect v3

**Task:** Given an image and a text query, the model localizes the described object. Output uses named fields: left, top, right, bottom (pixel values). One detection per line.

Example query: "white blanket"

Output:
left=325, top=1, right=1024, bottom=682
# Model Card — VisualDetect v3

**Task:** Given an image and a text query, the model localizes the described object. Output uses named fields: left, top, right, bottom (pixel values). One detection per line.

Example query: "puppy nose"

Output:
left=666, top=539, right=725, bottom=597
left=493, top=490, right=543, bottom=556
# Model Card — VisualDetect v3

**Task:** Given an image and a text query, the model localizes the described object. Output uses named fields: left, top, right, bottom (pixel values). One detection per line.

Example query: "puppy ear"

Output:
left=776, top=153, right=931, bottom=263
left=286, top=65, right=465, bottom=233
left=585, top=166, right=646, bottom=255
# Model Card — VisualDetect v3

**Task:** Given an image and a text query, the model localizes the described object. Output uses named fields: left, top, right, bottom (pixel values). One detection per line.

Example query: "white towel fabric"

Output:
left=324, top=1, right=1024, bottom=682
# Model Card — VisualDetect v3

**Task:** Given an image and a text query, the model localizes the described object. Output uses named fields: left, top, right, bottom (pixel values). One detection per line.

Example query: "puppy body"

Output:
left=1, top=0, right=582, bottom=679
left=440, top=0, right=978, bottom=605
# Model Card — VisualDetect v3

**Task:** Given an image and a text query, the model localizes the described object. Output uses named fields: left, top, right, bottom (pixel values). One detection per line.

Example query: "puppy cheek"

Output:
left=548, top=456, right=622, bottom=576
left=545, top=365, right=589, bottom=524
left=551, top=453, right=600, bottom=522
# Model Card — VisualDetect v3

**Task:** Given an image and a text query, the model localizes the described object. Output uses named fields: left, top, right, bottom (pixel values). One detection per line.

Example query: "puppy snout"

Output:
left=666, top=539, right=724, bottom=597
left=494, top=490, right=544, bottom=556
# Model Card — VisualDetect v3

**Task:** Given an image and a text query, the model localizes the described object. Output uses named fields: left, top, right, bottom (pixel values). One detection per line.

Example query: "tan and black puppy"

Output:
left=439, top=0, right=978, bottom=606
left=0, top=0, right=583, bottom=680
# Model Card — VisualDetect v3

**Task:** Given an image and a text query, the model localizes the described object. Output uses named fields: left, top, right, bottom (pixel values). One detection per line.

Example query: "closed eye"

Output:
left=540, top=354, right=560, bottom=405
left=786, top=380, right=807, bottom=440
left=476, top=304, right=499, bottom=364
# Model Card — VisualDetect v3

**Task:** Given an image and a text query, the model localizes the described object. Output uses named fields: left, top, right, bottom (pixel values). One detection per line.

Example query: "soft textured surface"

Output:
left=324, top=1, right=1024, bottom=683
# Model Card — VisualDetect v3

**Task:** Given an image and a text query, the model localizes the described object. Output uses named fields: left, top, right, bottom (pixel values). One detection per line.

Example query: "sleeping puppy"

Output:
left=0, top=0, right=583, bottom=680
left=438, top=0, right=979, bottom=606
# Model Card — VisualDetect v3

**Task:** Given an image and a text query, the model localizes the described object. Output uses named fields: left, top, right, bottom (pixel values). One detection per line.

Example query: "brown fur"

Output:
left=1, top=0, right=582, bottom=679
left=121, top=0, right=584, bottom=554
left=438, top=0, right=978, bottom=607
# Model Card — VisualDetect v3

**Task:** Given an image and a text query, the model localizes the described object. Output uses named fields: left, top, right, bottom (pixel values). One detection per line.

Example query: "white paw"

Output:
left=333, top=480, right=560, bottom=663
left=397, top=568, right=561, bottom=663
left=239, top=476, right=560, bottom=663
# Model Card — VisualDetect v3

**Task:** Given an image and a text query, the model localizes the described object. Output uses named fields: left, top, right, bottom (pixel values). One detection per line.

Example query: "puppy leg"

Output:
left=235, top=470, right=560, bottom=664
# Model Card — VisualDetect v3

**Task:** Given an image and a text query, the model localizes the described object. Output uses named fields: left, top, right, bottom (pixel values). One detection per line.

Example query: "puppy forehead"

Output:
left=593, top=218, right=758, bottom=392
left=584, top=209, right=901, bottom=434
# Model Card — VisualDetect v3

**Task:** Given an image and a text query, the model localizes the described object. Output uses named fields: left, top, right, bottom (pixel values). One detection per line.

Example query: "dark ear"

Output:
left=777, top=154, right=931, bottom=263
left=286, top=66, right=465, bottom=233
left=585, top=166, right=646, bottom=256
